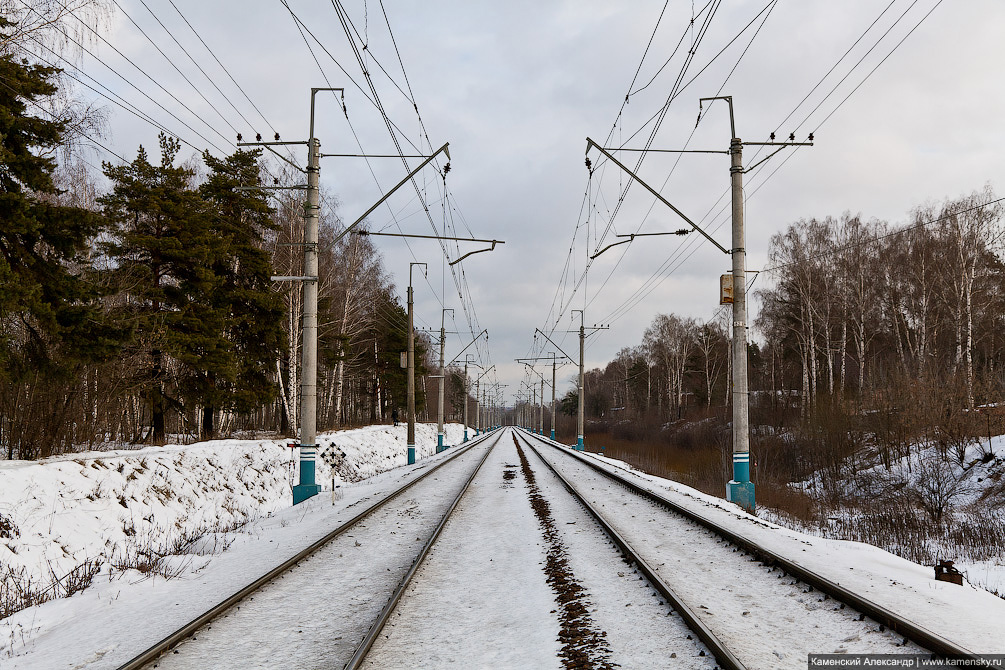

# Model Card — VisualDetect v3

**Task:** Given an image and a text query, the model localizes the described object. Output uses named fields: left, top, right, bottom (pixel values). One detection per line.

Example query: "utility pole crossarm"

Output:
left=741, top=141, right=813, bottom=173
left=591, top=230, right=691, bottom=260
left=586, top=138, right=729, bottom=255
left=449, top=240, right=500, bottom=266
left=516, top=361, right=550, bottom=385
left=357, top=232, right=502, bottom=245
left=516, top=356, right=570, bottom=364
left=590, top=237, right=633, bottom=260
left=474, top=365, right=496, bottom=384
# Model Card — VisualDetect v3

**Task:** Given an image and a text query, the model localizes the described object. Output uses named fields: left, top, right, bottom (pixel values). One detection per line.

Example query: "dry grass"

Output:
left=1, top=559, right=102, bottom=621
left=2, top=517, right=249, bottom=622
left=581, top=416, right=1004, bottom=595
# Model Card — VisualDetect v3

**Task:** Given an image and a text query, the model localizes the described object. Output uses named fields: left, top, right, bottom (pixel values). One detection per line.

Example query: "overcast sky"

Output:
left=67, top=0, right=1005, bottom=405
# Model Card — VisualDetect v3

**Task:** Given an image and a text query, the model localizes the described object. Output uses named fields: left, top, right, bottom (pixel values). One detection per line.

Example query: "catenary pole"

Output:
left=576, top=310, right=585, bottom=450
left=292, top=134, right=322, bottom=505
left=446, top=329, right=487, bottom=441
left=551, top=355, right=557, bottom=440
left=463, top=357, right=470, bottom=442
left=539, top=377, right=545, bottom=435
left=727, top=132, right=754, bottom=511
left=241, top=87, right=341, bottom=505
left=436, top=308, right=452, bottom=453
left=585, top=97, right=811, bottom=512
left=472, top=365, right=494, bottom=435
left=407, top=262, right=425, bottom=465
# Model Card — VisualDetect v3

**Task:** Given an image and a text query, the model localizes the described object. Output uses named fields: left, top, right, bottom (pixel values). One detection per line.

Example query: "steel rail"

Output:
left=514, top=430, right=746, bottom=670
left=343, top=432, right=500, bottom=669
left=116, top=432, right=495, bottom=670
left=524, top=431, right=982, bottom=663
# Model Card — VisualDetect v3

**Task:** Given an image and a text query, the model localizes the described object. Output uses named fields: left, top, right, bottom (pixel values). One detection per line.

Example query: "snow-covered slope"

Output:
left=0, top=423, right=467, bottom=601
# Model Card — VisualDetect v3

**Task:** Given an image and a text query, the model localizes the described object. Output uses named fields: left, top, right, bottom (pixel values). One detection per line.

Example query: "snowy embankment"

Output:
left=0, top=423, right=467, bottom=604
left=558, top=439, right=1005, bottom=654
left=776, top=433, right=1005, bottom=597
left=2, top=424, right=1003, bottom=667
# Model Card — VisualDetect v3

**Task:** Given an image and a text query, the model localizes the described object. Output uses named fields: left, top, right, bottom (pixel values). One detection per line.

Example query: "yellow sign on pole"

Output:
left=720, top=274, right=734, bottom=304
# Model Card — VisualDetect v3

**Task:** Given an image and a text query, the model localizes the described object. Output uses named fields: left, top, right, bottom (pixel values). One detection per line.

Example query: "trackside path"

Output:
left=360, top=428, right=716, bottom=670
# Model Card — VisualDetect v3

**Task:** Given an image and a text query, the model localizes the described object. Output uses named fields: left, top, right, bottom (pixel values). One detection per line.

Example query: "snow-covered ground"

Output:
left=529, top=433, right=1005, bottom=660
left=0, top=423, right=467, bottom=613
left=775, top=433, right=1005, bottom=596
left=2, top=423, right=1004, bottom=667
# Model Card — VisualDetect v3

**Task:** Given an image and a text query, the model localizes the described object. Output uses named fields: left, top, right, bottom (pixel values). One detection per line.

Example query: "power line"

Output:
left=44, top=0, right=233, bottom=151
left=133, top=0, right=259, bottom=132
left=579, top=0, right=945, bottom=333
left=20, top=36, right=183, bottom=146
left=167, top=0, right=276, bottom=135
left=809, top=0, right=944, bottom=134
left=0, top=75, right=128, bottom=163
left=586, top=1, right=780, bottom=319
left=20, top=31, right=213, bottom=154
left=109, top=0, right=240, bottom=136
left=539, top=0, right=739, bottom=342
left=18, top=0, right=227, bottom=154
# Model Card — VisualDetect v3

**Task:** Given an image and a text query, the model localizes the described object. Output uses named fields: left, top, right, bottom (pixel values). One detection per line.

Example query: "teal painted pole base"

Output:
left=407, top=445, right=416, bottom=464
left=576, top=435, right=584, bottom=451
left=550, top=429, right=555, bottom=440
left=464, top=430, right=468, bottom=442
left=293, top=445, right=320, bottom=505
left=436, top=433, right=445, bottom=453
left=727, top=480, right=755, bottom=512
left=731, top=451, right=750, bottom=483
left=293, top=483, right=321, bottom=505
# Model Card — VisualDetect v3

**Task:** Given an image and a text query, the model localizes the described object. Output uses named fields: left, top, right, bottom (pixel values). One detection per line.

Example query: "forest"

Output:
left=0, top=14, right=482, bottom=460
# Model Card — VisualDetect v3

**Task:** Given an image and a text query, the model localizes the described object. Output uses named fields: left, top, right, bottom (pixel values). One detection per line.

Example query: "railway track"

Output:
left=119, top=430, right=500, bottom=670
left=117, top=426, right=983, bottom=669
left=515, top=429, right=985, bottom=670
left=352, top=427, right=721, bottom=670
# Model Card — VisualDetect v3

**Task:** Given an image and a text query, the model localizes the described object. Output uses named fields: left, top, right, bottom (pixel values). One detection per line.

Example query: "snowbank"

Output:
left=0, top=423, right=467, bottom=594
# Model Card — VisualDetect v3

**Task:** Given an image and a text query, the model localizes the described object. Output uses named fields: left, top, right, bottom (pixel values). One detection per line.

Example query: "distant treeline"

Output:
left=546, top=188, right=1004, bottom=460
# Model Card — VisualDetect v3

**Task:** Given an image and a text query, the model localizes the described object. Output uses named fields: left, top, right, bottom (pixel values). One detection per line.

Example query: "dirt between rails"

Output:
left=513, top=436, right=619, bottom=670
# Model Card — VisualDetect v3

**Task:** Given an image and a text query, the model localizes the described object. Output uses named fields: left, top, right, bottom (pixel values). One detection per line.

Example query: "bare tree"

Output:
left=937, top=186, right=1004, bottom=408
left=643, top=314, right=697, bottom=419
left=695, top=321, right=727, bottom=409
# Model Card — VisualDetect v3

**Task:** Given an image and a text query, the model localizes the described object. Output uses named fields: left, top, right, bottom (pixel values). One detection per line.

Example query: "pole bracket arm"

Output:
left=586, top=138, right=730, bottom=255
left=450, top=240, right=501, bottom=265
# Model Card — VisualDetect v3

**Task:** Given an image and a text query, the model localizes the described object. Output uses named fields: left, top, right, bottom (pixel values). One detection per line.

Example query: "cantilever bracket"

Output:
left=586, top=138, right=729, bottom=255
left=450, top=240, right=500, bottom=265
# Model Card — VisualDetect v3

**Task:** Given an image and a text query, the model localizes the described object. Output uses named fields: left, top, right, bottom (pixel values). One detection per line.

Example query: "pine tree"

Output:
left=196, top=148, right=284, bottom=438
left=0, top=40, right=114, bottom=381
left=101, top=133, right=219, bottom=443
